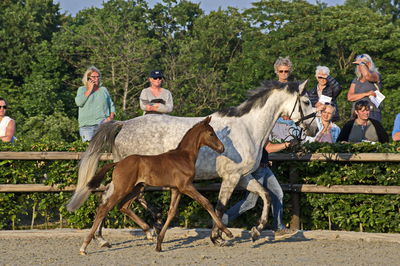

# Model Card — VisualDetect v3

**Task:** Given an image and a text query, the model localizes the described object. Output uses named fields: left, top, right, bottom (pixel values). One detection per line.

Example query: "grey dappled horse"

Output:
left=67, top=80, right=318, bottom=246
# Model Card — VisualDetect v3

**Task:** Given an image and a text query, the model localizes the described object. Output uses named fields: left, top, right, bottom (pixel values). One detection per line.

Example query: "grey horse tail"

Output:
left=88, top=163, right=116, bottom=189
left=66, top=120, right=124, bottom=212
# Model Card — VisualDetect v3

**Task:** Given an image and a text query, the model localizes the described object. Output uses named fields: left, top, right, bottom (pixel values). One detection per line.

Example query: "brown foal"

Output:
left=79, top=116, right=233, bottom=254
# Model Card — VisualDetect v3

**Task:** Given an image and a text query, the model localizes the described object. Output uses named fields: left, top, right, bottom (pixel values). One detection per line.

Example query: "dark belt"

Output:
left=259, top=162, right=270, bottom=168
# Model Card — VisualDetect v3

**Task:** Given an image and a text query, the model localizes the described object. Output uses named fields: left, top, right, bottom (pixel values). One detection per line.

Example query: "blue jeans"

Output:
left=79, top=124, right=100, bottom=142
left=223, top=167, right=285, bottom=230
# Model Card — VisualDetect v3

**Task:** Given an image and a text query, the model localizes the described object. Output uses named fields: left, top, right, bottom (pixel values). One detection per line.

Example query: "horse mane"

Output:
left=217, top=80, right=300, bottom=117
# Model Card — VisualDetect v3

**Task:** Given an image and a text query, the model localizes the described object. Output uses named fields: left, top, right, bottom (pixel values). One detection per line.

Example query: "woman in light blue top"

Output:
left=75, top=66, right=116, bottom=142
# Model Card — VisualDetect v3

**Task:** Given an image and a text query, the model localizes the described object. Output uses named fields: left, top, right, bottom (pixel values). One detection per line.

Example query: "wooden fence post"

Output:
left=289, top=165, right=300, bottom=230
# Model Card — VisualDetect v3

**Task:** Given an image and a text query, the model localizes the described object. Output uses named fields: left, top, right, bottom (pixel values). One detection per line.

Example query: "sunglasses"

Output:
left=152, top=77, right=163, bottom=80
left=0, top=105, right=7, bottom=109
left=317, top=76, right=327, bottom=80
left=356, top=54, right=365, bottom=60
left=278, top=70, right=289, bottom=73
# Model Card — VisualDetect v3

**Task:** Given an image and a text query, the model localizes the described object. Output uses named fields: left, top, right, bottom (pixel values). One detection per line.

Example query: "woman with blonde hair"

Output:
left=347, top=54, right=382, bottom=121
left=75, top=66, right=116, bottom=142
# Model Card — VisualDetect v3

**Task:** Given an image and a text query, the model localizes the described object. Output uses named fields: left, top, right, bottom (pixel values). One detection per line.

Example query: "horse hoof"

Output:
left=250, top=227, right=261, bottom=242
left=155, top=246, right=162, bottom=252
left=79, top=250, right=87, bottom=256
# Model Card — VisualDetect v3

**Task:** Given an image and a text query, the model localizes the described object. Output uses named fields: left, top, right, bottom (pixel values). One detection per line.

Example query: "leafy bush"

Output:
left=1, top=140, right=400, bottom=233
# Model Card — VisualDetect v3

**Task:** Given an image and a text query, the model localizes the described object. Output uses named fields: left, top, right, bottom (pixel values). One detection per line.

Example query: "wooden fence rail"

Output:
left=2, top=151, right=400, bottom=161
left=2, top=151, right=400, bottom=230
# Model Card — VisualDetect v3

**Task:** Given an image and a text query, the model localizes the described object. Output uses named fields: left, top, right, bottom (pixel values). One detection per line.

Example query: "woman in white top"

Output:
left=139, top=70, right=173, bottom=115
left=0, top=97, right=16, bottom=142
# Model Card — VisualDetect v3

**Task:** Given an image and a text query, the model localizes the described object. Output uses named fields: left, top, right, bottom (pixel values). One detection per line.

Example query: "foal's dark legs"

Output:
left=118, top=185, right=154, bottom=240
left=156, top=188, right=182, bottom=252
left=136, top=192, right=163, bottom=234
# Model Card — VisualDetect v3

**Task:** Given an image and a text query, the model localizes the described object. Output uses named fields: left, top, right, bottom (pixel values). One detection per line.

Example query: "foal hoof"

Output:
left=250, top=227, right=261, bottom=242
left=79, top=250, right=87, bottom=256
left=100, top=241, right=111, bottom=248
left=225, top=230, right=234, bottom=239
left=210, top=236, right=227, bottom=247
left=145, top=230, right=154, bottom=241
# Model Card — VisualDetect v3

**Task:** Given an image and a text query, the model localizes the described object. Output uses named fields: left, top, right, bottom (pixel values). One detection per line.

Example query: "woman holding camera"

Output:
left=75, top=66, right=115, bottom=142
left=347, top=54, right=382, bottom=121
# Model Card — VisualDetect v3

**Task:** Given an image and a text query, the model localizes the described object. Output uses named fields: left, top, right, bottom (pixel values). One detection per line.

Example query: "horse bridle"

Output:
left=287, top=94, right=317, bottom=141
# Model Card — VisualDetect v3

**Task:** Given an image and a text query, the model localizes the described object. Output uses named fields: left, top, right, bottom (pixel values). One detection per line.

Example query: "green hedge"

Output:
left=1, top=140, right=400, bottom=232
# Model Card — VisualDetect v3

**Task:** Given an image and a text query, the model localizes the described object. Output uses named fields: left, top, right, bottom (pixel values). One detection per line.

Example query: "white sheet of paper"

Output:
left=369, top=90, right=385, bottom=108
left=318, top=95, right=332, bottom=104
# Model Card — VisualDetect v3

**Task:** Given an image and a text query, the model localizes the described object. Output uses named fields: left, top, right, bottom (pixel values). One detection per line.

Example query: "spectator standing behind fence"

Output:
left=139, top=70, right=173, bottom=115
left=392, top=113, right=400, bottom=141
left=337, top=100, right=388, bottom=143
left=274, top=56, right=293, bottom=83
left=272, top=57, right=306, bottom=141
left=305, top=104, right=340, bottom=143
left=308, top=66, right=342, bottom=121
left=0, top=97, right=16, bottom=142
left=347, top=54, right=382, bottom=122
left=75, top=66, right=116, bottom=142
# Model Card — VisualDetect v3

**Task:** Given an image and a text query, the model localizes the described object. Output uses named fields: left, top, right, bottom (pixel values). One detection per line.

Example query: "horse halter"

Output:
left=288, top=94, right=317, bottom=141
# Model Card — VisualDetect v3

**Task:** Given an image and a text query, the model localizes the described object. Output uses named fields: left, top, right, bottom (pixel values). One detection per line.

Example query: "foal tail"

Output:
left=87, top=163, right=117, bottom=189
left=66, top=120, right=124, bottom=212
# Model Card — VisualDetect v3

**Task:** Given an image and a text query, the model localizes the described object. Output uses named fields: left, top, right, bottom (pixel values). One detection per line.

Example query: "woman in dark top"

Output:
left=308, top=66, right=342, bottom=122
left=337, top=100, right=388, bottom=143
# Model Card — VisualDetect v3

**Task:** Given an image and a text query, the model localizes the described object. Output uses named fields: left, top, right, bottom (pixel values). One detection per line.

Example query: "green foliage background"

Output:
left=1, top=140, right=400, bottom=233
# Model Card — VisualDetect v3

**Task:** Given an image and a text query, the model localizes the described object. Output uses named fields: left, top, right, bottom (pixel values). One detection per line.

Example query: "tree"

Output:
left=345, top=0, right=400, bottom=22
left=172, top=8, right=251, bottom=115
left=52, top=0, right=163, bottom=118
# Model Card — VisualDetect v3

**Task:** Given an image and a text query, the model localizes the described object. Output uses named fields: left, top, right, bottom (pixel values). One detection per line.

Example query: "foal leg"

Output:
left=93, top=183, right=114, bottom=248
left=80, top=193, right=122, bottom=255
left=156, top=188, right=181, bottom=252
left=135, top=187, right=163, bottom=234
left=94, top=220, right=111, bottom=248
left=118, top=185, right=154, bottom=240
left=181, top=184, right=233, bottom=239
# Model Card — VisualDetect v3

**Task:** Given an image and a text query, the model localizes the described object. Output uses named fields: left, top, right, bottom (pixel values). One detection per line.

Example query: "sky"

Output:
left=55, top=0, right=345, bottom=16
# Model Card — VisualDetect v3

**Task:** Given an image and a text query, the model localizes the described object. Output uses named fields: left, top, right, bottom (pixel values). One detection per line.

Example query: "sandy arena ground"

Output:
left=1, top=228, right=400, bottom=265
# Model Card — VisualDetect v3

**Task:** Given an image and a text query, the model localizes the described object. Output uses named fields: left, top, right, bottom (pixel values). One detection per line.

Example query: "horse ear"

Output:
left=299, top=80, right=308, bottom=95
left=204, top=116, right=212, bottom=124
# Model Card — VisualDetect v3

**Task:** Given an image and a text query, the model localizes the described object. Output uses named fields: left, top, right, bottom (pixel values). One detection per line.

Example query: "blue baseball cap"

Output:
left=149, top=70, right=163, bottom=78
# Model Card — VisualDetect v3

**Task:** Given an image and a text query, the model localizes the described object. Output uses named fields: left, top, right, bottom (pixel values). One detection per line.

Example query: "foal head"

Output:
left=182, top=116, right=224, bottom=154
